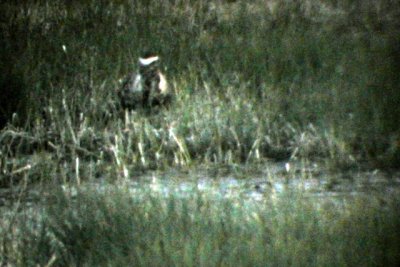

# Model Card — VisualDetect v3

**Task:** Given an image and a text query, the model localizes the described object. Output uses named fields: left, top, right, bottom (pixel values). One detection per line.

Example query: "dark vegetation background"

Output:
left=1, top=0, right=400, bottom=172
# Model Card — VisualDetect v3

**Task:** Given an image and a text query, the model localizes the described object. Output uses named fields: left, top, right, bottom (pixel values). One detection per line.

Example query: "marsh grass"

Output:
left=1, top=0, right=400, bottom=178
left=1, top=185, right=400, bottom=266
left=1, top=2, right=400, bottom=266
left=1, top=1, right=400, bottom=264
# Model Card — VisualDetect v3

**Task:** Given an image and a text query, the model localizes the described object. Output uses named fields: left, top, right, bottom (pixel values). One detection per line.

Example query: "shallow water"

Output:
left=50, top=161, right=399, bottom=213
left=1, top=162, right=399, bottom=237
left=1, top=161, right=400, bottom=210
left=126, top=161, right=400, bottom=197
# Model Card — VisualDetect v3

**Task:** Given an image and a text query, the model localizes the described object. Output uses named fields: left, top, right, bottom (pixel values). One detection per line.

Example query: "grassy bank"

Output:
left=1, top=184, right=400, bottom=266
left=1, top=0, right=400, bottom=182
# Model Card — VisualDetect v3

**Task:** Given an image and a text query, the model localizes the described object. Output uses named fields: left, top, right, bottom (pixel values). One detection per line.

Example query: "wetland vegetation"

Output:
left=1, top=0, right=400, bottom=266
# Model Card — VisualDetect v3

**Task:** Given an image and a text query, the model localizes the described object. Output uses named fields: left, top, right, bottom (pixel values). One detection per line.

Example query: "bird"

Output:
left=118, top=53, right=172, bottom=110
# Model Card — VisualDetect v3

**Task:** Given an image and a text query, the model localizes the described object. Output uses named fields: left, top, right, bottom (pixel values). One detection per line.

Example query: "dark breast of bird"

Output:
left=119, top=55, right=172, bottom=110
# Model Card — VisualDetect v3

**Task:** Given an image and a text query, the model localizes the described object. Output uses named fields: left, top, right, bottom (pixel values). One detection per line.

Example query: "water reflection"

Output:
left=1, top=162, right=400, bottom=209
left=105, top=163, right=400, bottom=206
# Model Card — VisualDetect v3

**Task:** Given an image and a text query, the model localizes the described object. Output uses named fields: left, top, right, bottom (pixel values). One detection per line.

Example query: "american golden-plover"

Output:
left=119, top=54, right=172, bottom=110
